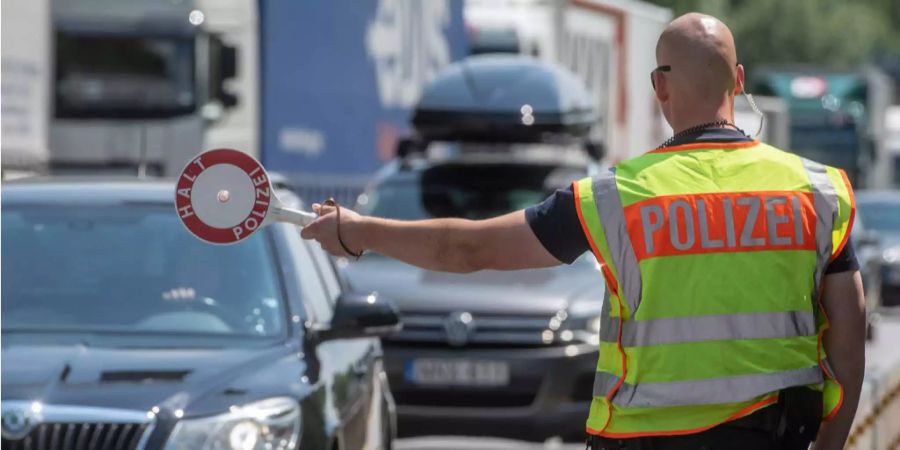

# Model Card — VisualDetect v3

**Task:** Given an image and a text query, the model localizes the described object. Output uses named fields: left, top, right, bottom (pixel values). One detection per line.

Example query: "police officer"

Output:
left=302, top=13, right=865, bottom=450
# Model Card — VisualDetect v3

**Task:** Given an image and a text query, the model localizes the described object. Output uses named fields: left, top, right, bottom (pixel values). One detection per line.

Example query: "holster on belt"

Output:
left=775, top=386, right=823, bottom=448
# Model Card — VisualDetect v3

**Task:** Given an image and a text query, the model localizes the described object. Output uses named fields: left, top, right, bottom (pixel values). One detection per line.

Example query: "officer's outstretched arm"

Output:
left=811, top=270, right=866, bottom=450
left=300, top=203, right=562, bottom=272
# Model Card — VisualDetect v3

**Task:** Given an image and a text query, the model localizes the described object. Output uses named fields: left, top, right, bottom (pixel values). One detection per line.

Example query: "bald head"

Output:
left=657, top=13, right=738, bottom=95
left=653, top=13, right=743, bottom=131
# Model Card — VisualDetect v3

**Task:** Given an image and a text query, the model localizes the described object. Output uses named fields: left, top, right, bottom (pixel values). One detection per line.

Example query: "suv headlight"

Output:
left=577, top=314, right=603, bottom=345
left=165, top=397, right=300, bottom=450
left=552, top=313, right=603, bottom=346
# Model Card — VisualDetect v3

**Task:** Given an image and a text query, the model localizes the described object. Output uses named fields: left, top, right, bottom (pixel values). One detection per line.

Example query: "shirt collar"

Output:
left=663, top=127, right=753, bottom=148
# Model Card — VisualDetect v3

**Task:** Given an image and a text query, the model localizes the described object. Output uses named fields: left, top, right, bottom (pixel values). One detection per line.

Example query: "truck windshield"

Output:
left=790, top=125, right=861, bottom=180
left=1, top=205, right=286, bottom=338
left=55, top=33, right=195, bottom=118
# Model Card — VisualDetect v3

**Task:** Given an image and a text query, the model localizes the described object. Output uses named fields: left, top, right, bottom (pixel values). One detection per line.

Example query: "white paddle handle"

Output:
left=271, top=206, right=318, bottom=227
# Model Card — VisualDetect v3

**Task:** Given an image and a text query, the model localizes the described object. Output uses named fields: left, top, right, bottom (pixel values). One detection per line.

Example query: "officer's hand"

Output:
left=300, top=202, right=366, bottom=258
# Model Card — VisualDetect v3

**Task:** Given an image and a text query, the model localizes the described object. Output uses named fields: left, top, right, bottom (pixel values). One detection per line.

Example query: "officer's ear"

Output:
left=734, top=64, right=746, bottom=97
left=653, top=71, right=670, bottom=103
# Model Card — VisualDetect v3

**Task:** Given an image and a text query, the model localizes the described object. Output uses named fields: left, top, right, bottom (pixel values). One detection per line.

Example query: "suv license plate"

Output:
left=405, top=359, right=510, bottom=387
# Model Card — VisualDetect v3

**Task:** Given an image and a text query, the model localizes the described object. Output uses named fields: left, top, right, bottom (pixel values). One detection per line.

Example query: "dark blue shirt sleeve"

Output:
left=825, top=240, right=859, bottom=274
left=525, top=186, right=590, bottom=264
left=526, top=185, right=860, bottom=272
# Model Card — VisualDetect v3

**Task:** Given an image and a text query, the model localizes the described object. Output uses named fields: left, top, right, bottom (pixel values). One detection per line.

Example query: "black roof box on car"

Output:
left=411, top=54, right=599, bottom=142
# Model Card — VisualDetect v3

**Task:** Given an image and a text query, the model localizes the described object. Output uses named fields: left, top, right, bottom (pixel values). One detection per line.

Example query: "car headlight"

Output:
left=165, top=397, right=300, bottom=450
left=579, top=315, right=603, bottom=346
left=554, top=314, right=603, bottom=346
left=586, top=316, right=602, bottom=335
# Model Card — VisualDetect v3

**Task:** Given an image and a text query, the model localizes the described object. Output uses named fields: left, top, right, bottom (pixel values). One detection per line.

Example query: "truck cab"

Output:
left=750, top=69, right=893, bottom=187
left=50, top=0, right=236, bottom=176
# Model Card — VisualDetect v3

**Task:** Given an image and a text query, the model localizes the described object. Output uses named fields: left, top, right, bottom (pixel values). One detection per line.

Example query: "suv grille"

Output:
left=2, top=422, right=150, bottom=450
left=389, top=312, right=555, bottom=347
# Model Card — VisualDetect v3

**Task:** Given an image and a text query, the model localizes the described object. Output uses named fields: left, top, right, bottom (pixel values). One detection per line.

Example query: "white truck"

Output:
left=2, top=0, right=466, bottom=195
left=1, top=0, right=240, bottom=178
left=465, top=0, right=672, bottom=162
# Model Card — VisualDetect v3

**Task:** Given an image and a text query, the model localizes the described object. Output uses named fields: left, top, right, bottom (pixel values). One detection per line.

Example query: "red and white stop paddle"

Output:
left=174, top=148, right=317, bottom=245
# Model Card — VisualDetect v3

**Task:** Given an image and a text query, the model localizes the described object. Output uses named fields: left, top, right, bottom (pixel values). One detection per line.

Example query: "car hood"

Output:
left=0, top=339, right=309, bottom=417
left=343, top=256, right=606, bottom=316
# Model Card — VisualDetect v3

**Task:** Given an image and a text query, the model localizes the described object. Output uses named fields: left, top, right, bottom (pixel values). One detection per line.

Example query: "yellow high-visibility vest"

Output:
left=574, top=140, right=855, bottom=438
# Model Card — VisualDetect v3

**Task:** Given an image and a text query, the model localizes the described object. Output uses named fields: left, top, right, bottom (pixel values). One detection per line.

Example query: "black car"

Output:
left=347, top=157, right=604, bottom=443
left=1, top=179, right=399, bottom=450
left=856, top=190, right=900, bottom=307
left=342, top=54, right=606, bottom=443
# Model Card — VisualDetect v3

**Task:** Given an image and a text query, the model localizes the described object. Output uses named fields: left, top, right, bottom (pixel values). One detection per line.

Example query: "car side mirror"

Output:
left=206, top=34, right=239, bottom=113
left=584, top=139, right=605, bottom=161
left=219, top=44, right=237, bottom=80
left=318, top=292, right=401, bottom=341
left=396, top=137, right=425, bottom=160
left=221, top=92, right=238, bottom=108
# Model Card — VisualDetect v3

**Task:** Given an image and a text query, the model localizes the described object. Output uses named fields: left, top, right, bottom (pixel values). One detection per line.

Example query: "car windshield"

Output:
left=55, top=33, right=195, bottom=118
left=1, top=204, right=286, bottom=338
left=361, top=162, right=583, bottom=221
left=857, top=199, right=900, bottom=233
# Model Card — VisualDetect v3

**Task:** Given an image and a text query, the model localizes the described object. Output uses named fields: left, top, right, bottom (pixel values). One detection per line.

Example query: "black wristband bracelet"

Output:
left=323, top=198, right=364, bottom=260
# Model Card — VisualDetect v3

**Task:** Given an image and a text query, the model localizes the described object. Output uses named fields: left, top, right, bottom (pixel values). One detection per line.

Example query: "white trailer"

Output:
left=466, top=0, right=672, bottom=162
left=1, top=0, right=52, bottom=177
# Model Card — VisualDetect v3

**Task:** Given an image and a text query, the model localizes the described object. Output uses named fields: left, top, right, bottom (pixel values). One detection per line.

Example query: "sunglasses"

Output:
left=650, top=65, right=671, bottom=90
left=651, top=63, right=742, bottom=90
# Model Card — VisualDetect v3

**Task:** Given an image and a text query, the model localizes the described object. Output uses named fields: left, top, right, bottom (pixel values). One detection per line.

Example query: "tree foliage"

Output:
left=645, top=0, right=900, bottom=71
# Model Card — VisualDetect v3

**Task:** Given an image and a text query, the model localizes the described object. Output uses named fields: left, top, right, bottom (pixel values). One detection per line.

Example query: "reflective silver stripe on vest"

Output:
left=591, top=169, right=643, bottom=314
left=599, top=310, right=816, bottom=347
left=599, top=289, right=618, bottom=344
left=801, top=158, right=838, bottom=295
left=593, top=365, right=823, bottom=407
